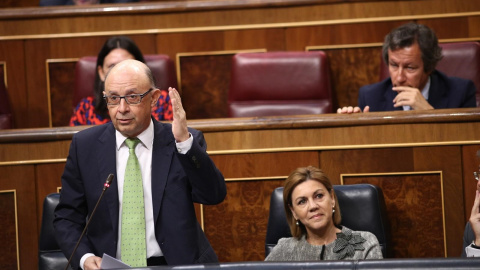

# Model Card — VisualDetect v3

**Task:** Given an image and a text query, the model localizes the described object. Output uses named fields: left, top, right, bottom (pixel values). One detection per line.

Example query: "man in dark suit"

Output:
left=338, top=22, right=476, bottom=114
left=53, top=59, right=226, bottom=269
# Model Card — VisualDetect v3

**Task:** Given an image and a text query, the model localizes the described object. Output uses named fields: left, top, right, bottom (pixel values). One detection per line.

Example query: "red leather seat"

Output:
left=0, top=74, right=13, bottom=129
left=73, top=55, right=178, bottom=110
left=228, top=51, right=333, bottom=117
left=379, top=41, right=480, bottom=106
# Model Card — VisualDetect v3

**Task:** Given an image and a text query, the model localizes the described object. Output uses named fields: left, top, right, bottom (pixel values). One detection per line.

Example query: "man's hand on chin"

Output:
left=392, top=86, right=434, bottom=110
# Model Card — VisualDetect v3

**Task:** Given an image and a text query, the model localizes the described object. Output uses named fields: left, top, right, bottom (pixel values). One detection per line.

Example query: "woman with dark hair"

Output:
left=70, top=36, right=172, bottom=126
left=265, top=166, right=382, bottom=261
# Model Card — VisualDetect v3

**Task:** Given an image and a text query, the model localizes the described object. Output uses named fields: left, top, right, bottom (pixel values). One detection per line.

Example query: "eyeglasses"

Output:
left=103, top=88, right=153, bottom=105
left=475, top=167, right=480, bottom=181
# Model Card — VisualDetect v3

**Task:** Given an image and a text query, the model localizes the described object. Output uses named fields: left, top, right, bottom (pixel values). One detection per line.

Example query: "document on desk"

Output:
left=100, top=253, right=131, bottom=269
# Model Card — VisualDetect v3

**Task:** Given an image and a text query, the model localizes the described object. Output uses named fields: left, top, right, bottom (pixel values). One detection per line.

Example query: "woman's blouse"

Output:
left=265, top=226, right=383, bottom=261
left=69, top=90, right=173, bottom=126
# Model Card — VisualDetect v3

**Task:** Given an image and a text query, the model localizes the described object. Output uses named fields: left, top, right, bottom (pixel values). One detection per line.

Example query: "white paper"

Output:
left=100, top=253, right=131, bottom=269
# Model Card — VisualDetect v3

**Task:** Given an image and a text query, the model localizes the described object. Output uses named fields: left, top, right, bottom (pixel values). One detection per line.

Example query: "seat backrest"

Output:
left=39, top=193, right=68, bottom=270
left=379, top=41, right=480, bottom=106
left=265, top=184, right=390, bottom=258
left=73, top=54, right=178, bottom=109
left=228, top=51, right=333, bottom=117
left=0, top=72, right=12, bottom=129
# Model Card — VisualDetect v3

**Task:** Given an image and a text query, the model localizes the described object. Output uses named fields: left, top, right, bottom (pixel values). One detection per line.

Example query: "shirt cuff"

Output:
left=175, top=132, right=193, bottom=154
left=80, top=253, right=95, bottom=269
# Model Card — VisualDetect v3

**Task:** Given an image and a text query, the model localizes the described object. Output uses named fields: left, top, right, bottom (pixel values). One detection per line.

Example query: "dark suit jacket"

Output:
left=53, top=120, right=226, bottom=269
left=358, top=70, right=477, bottom=112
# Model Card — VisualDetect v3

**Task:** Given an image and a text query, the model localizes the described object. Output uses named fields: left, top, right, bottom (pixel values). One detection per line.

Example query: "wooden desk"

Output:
left=1, top=0, right=480, bottom=129
left=0, top=108, right=479, bottom=269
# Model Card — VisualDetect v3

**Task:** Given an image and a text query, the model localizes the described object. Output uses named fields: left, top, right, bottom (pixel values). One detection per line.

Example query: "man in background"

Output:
left=338, top=22, right=476, bottom=113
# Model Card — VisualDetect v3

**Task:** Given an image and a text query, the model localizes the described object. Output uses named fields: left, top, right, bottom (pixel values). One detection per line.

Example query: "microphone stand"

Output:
left=64, top=173, right=114, bottom=270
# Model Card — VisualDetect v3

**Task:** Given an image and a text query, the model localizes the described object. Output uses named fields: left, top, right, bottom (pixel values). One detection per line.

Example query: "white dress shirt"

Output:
left=466, top=242, right=480, bottom=257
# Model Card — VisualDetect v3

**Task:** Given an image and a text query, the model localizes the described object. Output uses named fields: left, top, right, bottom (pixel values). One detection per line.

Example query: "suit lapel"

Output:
left=151, top=121, right=175, bottom=224
left=96, top=124, right=120, bottom=239
left=426, top=71, right=448, bottom=108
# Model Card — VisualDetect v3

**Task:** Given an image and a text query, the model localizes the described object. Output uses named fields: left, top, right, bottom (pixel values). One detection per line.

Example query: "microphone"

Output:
left=64, top=173, right=114, bottom=270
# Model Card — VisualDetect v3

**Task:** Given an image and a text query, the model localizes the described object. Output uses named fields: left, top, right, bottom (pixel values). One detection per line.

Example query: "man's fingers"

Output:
left=472, top=190, right=480, bottom=216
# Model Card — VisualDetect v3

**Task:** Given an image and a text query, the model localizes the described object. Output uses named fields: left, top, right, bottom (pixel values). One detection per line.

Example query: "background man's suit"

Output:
left=54, top=120, right=226, bottom=269
left=358, top=70, right=477, bottom=112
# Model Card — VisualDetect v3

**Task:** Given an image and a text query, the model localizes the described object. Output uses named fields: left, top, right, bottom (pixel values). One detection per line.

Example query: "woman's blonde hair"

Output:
left=283, top=166, right=341, bottom=238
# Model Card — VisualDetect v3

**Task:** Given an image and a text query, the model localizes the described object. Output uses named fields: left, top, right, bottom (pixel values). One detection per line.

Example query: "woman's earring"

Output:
left=332, top=208, right=335, bottom=213
left=296, top=220, right=300, bottom=226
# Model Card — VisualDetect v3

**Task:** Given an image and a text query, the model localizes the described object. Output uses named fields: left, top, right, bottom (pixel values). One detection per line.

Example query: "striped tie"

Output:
left=121, top=138, right=147, bottom=267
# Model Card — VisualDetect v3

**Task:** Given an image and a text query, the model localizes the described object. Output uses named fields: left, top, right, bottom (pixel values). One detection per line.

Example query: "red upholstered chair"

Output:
left=73, top=54, right=178, bottom=110
left=379, top=41, right=480, bottom=106
left=228, top=51, right=333, bottom=117
left=0, top=74, right=13, bottom=129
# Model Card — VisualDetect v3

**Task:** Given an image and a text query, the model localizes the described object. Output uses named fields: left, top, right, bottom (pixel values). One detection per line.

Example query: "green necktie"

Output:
left=121, top=138, right=147, bottom=267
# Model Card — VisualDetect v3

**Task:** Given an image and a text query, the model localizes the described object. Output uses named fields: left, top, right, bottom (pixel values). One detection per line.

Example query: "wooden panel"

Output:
left=0, top=165, right=37, bottom=270
left=204, top=179, right=284, bottom=262
left=343, top=173, right=445, bottom=258
left=0, top=140, right=71, bottom=162
left=0, top=40, right=27, bottom=129
left=35, top=163, right=65, bottom=232
left=321, top=148, right=415, bottom=186
left=286, top=22, right=404, bottom=50
left=211, top=151, right=320, bottom=179
left=3, top=10, right=480, bottom=128
left=223, top=29, right=286, bottom=51
left=418, top=17, right=471, bottom=39
left=0, top=0, right=38, bottom=8
left=0, top=191, right=18, bottom=270
left=25, top=39, right=50, bottom=128
left=178, top=52, right=233, bottom=119
left=323, top=47, right=382, bottom=109
left=1, top=0, right=480, bottom=37
left=49, top=61, right=77, bottom=127
left=413, top=146, right=464, bottom=257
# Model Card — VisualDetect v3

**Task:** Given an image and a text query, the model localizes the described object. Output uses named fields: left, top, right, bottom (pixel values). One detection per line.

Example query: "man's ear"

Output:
left=150, top=89, right=161, bottom=107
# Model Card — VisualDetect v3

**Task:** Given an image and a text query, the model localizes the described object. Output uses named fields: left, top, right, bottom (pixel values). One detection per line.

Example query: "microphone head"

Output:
left=103, top=174, right=114, bottom=190
left=106, top=174, right=114, bottom=184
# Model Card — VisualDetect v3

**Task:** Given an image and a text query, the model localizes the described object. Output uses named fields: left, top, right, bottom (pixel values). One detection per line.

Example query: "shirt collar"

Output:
left=421, top=76, right=431, bottom=100
left=115, top=119, right=154, bottom=150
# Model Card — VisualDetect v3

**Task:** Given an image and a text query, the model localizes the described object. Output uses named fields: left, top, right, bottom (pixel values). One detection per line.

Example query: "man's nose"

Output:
left=395, top=68, right=406, bottom=83
left=117, top=98, right=130, bottom=112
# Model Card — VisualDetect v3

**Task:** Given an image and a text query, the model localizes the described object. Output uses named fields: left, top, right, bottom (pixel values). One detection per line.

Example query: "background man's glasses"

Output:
left=104, top=88, right=153, bottom=105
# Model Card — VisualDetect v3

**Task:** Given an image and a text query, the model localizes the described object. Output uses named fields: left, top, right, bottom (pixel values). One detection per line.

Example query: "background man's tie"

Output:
left=121, top=138, right=147, bottom=267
